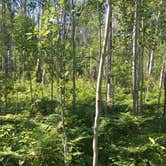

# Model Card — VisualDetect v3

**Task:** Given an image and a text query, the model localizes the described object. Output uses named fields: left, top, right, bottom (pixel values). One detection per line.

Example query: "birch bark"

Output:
left=93, top=1, right=110, bottom=165
left=132, top=0, right=139, bottom=114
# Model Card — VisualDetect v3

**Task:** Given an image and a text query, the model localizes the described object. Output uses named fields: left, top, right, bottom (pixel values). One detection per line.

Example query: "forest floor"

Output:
left=0, top=81, right=166, bottom=165
left=0, top=106, right=165, bottom=165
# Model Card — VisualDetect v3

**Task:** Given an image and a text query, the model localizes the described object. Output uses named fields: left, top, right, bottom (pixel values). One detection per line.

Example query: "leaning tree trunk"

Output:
left=93, top=1, right=110, bottom=165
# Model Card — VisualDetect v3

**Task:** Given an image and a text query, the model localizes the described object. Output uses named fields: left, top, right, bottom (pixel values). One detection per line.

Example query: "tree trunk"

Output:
left=90, top=49, right=92, bottom=77
left=36, top=58, right=42, bottom=83
left=29, top=73, right=33, bottom=103
left=146, top=49, right=154, bottom=98
left=163, top=71, right=166, bottom=117
left=139, top=46, right=144, bottom=114
left=60, top=2, right=68, bottom=163
left=139, top=0, right=144, bottom=114
left=42, top=67, right=46, bottom=85
left=106, top=0, right=113, bottom=109
left=132, top=0, right=139, bottom=114
left=60, top=86, right=68, bottom=164
left=6, top=0, right=13, bottom=77
left=36, top=4, right=43, bottom=83
left=147, top=49, right=154, bottom=76
left=93, top=1, right=110, bottom=165
left=50, top=47, right=54, bottom=102
left=97, top=2, right=102, bottom=60
left=1, top=0, right=8, bottom=111
left=158, top=58, right=165, bottom=112
left=71, top=0, right=76, bottom=111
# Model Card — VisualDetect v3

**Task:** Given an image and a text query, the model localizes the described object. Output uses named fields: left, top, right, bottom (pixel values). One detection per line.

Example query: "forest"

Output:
left=0, top=0, right=166, bottom=165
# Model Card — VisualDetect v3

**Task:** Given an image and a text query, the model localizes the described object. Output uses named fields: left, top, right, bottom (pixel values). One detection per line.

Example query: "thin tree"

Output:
left=106, top=0, right=113, bottom=109
left=93, top=0, right=110, bottom=165
left=132, top=0, right=139, bottom=114
left=163, top=70, right=166, bottom=118
left=139, top=0, right=144, bottom=114
left=97, top=1, right=102, bottom=60
left=71, top=0, right=76, bottom=111
left=158, top=58, right=165, bottom=112
left=146, top=48, right=154, bottom=99
left=60, top=0, right=68, bottom=163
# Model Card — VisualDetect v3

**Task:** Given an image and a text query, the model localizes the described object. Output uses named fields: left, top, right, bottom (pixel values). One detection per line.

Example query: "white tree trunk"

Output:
left=148, top=49, right=154, bottom=76
left=97, top=2, right=102, bottom=60
left=106, top=0, right=113, bottom=107
left=93, top=1, right=110, bottom=165
left=61, top=2, right=68, bottom=164
left=146, top=49, right=154, bottom=98
left=72, top=0, right=76, bottom=110
left=132, top=0, right=139, bottom=114
left=158, top=58, right=165, bottom=111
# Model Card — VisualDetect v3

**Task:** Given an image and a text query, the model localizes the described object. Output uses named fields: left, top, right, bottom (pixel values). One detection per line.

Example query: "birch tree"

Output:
left=71, top=0, right=76, bottom=111
left=93, top=0, right=110, bottom=165
left=158, top=58, right=165, bottom=111
left=59, top=0, right=68, bottom=163
left=106, top=0, right=113, bottom=109
left=139, top=0, right=144, bottom=114
left=132, top=0, right=139, bottom=114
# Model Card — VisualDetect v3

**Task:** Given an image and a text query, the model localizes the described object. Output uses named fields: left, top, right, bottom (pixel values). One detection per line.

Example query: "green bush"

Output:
left=36, top=97, right=58, bottom=115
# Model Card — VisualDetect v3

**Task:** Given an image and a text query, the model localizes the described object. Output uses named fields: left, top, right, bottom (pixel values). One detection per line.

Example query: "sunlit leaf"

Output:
left=149, top=137, right=155, bottom=144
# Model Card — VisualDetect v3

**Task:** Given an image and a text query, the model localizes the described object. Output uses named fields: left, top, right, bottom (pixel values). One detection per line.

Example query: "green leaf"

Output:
left=149, top=137, right=155, bottom=145
left=44, top=9, right=49, bottom=15
left=49, top=6, right=55, bottom=12
left=72, top=151, right=83, bottom=156
left=60, top=0, right=65, bottom=6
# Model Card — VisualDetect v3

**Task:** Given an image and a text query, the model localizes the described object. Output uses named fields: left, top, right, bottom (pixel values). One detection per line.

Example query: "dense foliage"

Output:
left=0, top=0, right=165, bottom=165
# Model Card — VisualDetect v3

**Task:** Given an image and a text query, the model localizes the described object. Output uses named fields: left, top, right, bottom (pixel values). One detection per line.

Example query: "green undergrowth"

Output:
left=98, top=112, right=166, bottom=166
left=0, top=80, right=165, bottom=165
left=0, top=109, right=165, bottom=165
